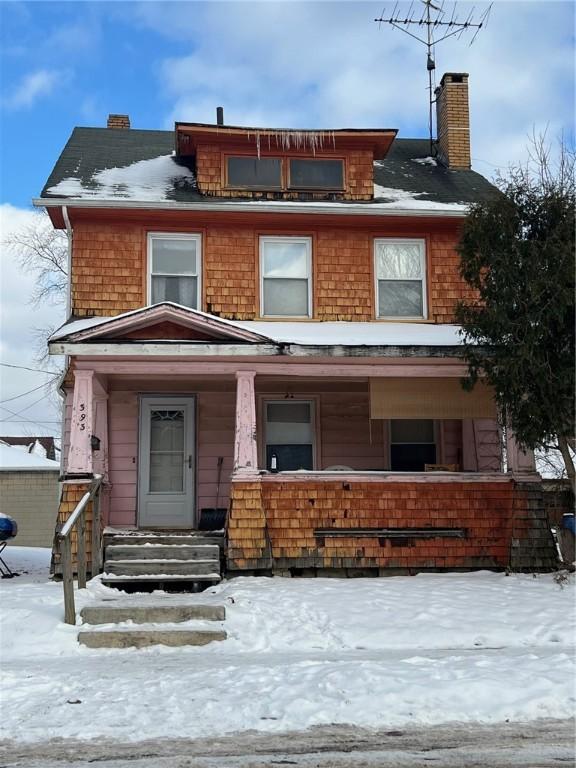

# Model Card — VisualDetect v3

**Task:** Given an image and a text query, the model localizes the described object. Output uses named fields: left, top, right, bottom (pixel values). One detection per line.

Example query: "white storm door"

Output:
left=138, top=396, right=195, bottom=528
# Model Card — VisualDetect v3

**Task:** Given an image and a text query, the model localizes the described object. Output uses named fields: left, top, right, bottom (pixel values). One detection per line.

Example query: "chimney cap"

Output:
left=107, top=114, right=131, bottom=129
left=439, top=72, right=469, bottom=87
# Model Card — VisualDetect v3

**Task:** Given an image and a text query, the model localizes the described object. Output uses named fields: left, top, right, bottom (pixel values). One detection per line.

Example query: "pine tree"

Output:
left=456, top=137, right=575, bottom=492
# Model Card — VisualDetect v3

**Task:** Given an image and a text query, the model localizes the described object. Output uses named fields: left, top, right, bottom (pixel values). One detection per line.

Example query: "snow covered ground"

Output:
left=1, top=547, right=574, bottom=744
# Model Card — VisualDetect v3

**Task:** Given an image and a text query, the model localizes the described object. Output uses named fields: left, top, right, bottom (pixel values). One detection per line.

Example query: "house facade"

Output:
left=39, top=73, right=556, bottom=576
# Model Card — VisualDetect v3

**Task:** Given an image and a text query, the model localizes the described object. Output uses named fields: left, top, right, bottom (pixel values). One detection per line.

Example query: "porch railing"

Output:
left=58, top=475, right=103, bottom=625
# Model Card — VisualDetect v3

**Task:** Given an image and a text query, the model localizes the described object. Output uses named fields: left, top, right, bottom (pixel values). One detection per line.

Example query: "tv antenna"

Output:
left=375, top=1, right=492, bottom=154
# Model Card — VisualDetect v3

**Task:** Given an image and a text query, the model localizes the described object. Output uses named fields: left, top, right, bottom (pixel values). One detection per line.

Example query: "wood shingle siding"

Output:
left=69, top=220, right=473, bottom=322
left=228, top=478, right=556, bottom=573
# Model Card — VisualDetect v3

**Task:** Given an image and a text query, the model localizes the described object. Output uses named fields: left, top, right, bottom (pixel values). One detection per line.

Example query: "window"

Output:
left=289, top=159, right=344, bottom=190
left=265, top=401, right=315, bottom=471
left=260, top=236, right=312, bottom=317
left=375, top=239, right=427, bottom=318
left=227, top=156, right=282, bottom=189
left=148, top=234, right=201, bottom=309
left=390, top=419, right=436, bottom=471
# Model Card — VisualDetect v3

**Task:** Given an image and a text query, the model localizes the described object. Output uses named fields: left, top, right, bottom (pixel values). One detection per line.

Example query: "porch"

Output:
left=59, top=357, right=554, bottom=575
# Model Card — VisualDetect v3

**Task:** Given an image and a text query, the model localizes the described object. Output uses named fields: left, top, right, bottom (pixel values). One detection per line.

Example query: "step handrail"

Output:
left=58, top=474, right=103, bottom=625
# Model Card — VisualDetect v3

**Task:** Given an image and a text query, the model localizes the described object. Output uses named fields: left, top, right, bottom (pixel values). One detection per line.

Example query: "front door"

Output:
left=138, top=396, right=196, bottom=528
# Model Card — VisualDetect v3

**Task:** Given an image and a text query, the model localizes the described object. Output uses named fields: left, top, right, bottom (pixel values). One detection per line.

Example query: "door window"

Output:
left=149, top=409, right=185, bottom=492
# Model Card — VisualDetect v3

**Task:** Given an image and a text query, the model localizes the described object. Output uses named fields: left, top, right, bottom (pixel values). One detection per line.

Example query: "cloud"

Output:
left=3, top=69, right=68, bottom=111
left=0, top=205, right=64, bottom=437
left=135, top=0, right=574, bottom=172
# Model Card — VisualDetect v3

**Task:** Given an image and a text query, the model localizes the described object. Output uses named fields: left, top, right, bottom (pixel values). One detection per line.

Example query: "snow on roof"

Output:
left=46, top=155, right=195, bottom=202
left=235, top=321, right=464, bottom=346
left=372, top=184, right=467, bottom=212
left=0, top=442, right=60, bottom=472
left=51, top=310, right=465, bottom=348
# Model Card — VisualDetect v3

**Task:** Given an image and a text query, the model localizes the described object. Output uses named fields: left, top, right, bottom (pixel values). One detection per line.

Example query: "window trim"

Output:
left=374, top=238, right=427, bottom=320
left=287, top=157, right=345, bottom=191
left=263, top=398, right=317, bottom=471
left=259, top=235, right=313, bottom=318
left=147, top=232, right=202, bottom=310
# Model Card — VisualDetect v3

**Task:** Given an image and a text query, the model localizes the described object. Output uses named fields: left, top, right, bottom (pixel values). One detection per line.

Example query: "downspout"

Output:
left=60, top=205, right=73, bottom=477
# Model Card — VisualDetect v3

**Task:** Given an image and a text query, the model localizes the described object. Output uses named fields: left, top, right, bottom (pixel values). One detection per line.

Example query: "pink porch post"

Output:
left=67, top=370, right=94, bottom=474
left=234, top=370, right=258, bottom=474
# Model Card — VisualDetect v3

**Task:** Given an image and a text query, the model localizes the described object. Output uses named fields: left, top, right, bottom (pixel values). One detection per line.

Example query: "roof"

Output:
left=0, top=442, right=60, bottom=472
left=40, top=127, right=498, bottom=210
left=49, top=302, right=465, bottom=348
left=0, top=436, right=57, bottom=461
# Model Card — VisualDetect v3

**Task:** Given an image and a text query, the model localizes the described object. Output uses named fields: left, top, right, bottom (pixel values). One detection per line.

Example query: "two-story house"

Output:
left=38, top=73, right=555, bottom=583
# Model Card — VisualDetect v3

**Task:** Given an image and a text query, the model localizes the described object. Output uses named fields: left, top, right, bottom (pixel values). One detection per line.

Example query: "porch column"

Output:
left=67, top=370, right=94, bottom=475
left=234, top=370, right=258, bottom=474
left=92, top=391, right=109, bottom=482
left=507, top=428, right=537, bottom=474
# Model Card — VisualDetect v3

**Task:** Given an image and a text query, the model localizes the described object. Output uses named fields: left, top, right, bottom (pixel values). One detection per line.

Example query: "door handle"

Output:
left=187, top=455, right=192, bottom=469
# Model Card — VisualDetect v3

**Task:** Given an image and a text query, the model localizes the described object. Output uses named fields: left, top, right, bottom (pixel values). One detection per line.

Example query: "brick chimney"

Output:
left=107, top=114, right=130, bottom=129
left=435, top=73, right=470, bottom=169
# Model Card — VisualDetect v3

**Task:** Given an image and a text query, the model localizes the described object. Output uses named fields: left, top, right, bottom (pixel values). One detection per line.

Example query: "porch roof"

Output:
left=50, top=302, right=467, bottom=354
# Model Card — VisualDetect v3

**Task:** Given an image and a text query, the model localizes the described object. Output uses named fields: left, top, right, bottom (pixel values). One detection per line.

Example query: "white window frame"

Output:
left=259, top=236, right=312, bottom=318
left=147, top=232, right=202, bottom=310
left=374, top=238, right=427, bottom=320
left=263, top=398, right=317, bottom=471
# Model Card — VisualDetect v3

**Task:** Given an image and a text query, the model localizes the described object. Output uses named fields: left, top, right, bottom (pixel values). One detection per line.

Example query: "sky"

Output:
left=0, top=0, right=574, bottom=439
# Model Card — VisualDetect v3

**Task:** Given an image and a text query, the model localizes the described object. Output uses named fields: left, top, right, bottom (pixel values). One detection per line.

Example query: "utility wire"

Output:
left=0, top=381, right=55, bottom=405
left=0, top=362, right=60, bottom=375
left=0, top=392, right=54, bottom=421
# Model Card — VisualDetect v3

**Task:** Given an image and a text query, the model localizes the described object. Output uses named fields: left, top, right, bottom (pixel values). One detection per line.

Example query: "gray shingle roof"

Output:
left=40, top=127, right=498, bottom=206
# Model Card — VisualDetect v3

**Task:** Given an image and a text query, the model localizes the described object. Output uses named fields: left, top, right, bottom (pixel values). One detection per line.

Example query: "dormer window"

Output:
left=226, top=156, right=282, bottom=190
left=288, top=159, right=344, bottom=190
left=148, top=233, right=201, bottom=309
left=225, top=155, right=345, bottom=192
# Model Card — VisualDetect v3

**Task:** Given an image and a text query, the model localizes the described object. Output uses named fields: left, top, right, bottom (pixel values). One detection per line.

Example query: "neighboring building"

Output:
left=0, top=442, right=60, bottom=547
left=36, top=73, right=556, bottom=576
left=0, top=436, right=58, bottom=461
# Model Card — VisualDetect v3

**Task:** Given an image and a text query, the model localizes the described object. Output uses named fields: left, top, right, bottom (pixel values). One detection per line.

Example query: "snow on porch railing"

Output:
left=57, top=475, right=103, bottom=625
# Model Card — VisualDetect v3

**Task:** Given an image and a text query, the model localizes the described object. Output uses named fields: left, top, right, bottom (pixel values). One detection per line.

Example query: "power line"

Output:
left=0, top=381, right=55, bottom=405
left=0, top=392, right=55, bottom=421
left=0, top=362, right=60, bottom=376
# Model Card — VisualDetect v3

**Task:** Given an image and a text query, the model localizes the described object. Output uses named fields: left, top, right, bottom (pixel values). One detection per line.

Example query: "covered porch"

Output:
left=60, top=356, right=552, bottom=575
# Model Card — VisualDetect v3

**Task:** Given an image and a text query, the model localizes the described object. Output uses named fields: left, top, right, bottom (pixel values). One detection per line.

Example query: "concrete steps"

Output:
left=78, top=627, right=227, bottom=649
left=81, top=602, right=225, bottom=625
left=78, top=596, right=227, bottom=648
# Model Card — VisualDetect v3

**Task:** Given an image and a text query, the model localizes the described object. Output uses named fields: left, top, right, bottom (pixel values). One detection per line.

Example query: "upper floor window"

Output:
left=260, top=236, right=312, bottom=318
left=226, top=156, right=345, bottom=192
left=375, top=239, right=427, bottom=319
left=227, top=156, right=282, bottom=189
left=288, top=159, right=344, bottom=190
left=148, top=233, right=201, bottom=310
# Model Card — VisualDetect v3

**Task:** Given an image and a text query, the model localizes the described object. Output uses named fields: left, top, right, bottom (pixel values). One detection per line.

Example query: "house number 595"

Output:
left=79, top=402, right=86, bottom=430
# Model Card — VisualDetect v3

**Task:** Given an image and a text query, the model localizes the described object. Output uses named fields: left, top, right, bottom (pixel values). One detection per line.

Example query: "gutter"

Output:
left=33, top=197, right=468, bottom=219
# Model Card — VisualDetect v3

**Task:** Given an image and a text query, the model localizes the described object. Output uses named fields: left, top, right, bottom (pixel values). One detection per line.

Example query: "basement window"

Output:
left=375, top=238, right=427, bottom=319
left=288, top=158, right=344, bottom=190
left=260, top=236, right=312, bottom=317
left=148, top=233, right=201, bottom=310
left=226, top=156, right=282, bottom=189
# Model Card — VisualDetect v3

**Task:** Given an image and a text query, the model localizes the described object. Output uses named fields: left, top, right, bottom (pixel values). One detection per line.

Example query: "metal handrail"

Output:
left=58, top=474, right=103, bottom=625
